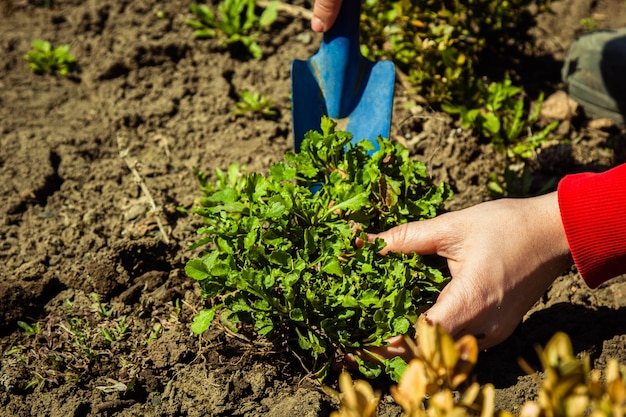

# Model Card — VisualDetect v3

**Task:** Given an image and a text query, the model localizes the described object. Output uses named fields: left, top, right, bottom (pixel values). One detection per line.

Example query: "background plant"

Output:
left=231, top=89, right=277, bottom=117
left=4, top=293, right=173, bottom=390
left=442, top=77, right=561, bottom=197
left=185, top=117, right=452, bottom=380
left=358, top=0, right=562, bottom=197
left=24, top=40, right=76, bottom=76
left=185, top=0, right=278, bottom=59
left=360, top=0, right=553, bottom=105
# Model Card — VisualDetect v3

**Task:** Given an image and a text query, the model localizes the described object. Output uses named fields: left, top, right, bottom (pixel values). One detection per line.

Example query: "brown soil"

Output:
left=1, top=0, right=626, bottom=416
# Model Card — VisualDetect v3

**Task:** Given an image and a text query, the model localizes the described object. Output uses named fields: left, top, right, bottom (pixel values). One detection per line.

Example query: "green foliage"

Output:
left=185, top=0, right=278, bottom=59
left=232, top=90, right=277, bottom=117
left=24, top=40, right=76, bottom=76
left=186, top=117, right=452, bottom=380
left=442, top=77, right=550, bottom=149
left=360, top=0, right=552, bottom=104
left=443, top=77, right=560, bottom=197
left=91, top=293, right=113, bottom=318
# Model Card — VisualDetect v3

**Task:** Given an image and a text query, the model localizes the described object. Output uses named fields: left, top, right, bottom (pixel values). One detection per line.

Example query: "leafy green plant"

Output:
left=360, top=0, right=553, bottom=105
left=185, top=0, right=278, bottom=59
left=185, top=117, right=452, bottom=380
left=232, top=90, right=277, bottom=117
left=91, top=293, right=113, bottom=318
left=442, top=77, right=559, bottom=197
left=24, top=40, right=76, bottom=76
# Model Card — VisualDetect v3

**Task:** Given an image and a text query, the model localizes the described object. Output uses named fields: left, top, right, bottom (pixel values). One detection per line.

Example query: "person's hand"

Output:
left=370, top=192, right=573, bottom=351
left=311, top=0, right=342, bottom=32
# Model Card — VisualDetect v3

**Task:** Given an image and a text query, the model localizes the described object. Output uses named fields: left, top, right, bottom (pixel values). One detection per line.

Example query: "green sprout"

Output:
left=232, top=90, right=277, bottom=117
left=24, top=40, right=76, bottom=76
left=185, top=0, right=278, bottom=59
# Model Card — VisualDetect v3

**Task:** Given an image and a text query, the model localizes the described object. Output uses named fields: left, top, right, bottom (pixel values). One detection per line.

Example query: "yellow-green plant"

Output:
left=232, top=90, right=277, bottom=117
left=331, top=326, right=626, bottom=417
left=24, top=40, right=76, bottom=76
left=330, top=371, right=381, bottom=417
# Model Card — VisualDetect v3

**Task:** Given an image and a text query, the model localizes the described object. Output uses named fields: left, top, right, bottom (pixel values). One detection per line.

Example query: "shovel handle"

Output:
left=321, top=0, right=361, bottom=53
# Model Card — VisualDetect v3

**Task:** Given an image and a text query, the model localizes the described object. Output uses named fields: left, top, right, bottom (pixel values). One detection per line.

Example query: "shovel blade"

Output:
left=291, top=58, right=394, bottom=152
left=291, top=0, right=395, bottom=153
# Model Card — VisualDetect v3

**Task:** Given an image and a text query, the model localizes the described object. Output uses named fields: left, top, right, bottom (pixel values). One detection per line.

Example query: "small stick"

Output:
left=117, top=136, right=170, bottom=244
left=257, top=0, right=313, bottom=20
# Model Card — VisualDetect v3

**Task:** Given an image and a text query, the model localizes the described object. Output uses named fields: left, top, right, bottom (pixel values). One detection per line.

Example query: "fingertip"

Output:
left=311, top=16, right=325, bottom=32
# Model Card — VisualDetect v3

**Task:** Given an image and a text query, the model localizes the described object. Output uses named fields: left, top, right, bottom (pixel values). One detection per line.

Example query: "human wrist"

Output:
left=531, top=192, right=572, bottom=267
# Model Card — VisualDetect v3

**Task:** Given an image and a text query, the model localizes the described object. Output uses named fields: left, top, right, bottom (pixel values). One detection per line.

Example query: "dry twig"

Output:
left=117, top=136, right=170, bottom=244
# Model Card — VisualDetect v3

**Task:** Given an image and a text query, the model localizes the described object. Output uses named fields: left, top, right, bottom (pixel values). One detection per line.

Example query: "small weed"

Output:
left=91, top=293, right=113, bottom=318
left=580, top=17, right=600, bottom=31
left=6, top=295, right=126, bottom=388
left=169, top=299, right=182, bottom=323
left=232, top=90, right=277, bottom=117
left=25, top=374, right=46, bottom=391
left=101, top=316, right=129, bottom=344
left=24, top=40, right=76, bottom=76
left=185, top=0, right=278, bottom=59
left=146, top=323, right=162, bottom=345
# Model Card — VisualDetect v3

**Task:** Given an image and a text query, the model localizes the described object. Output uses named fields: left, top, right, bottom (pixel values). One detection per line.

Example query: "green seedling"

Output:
left=442, top=77, right=529, bottom=147
left=185, top=0, right=278, bottom=59
left=17, top=321, right=41, bottom=337
left=232, top=90, right=277, bottom=117
left=91, top=293, right=113, bottom=317
left=101, top=316, right=129, bottom=344
left=146, top=323, right=162, bottom=345
left=24, top=40, right=76, bottom=76
left=186, top=117, right=452, bottom=380
left=5, top=295, right=155, bottom=389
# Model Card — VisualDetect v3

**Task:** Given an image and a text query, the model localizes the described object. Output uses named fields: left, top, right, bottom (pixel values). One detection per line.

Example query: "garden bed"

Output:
left=1, top=0, right=626, bottom=415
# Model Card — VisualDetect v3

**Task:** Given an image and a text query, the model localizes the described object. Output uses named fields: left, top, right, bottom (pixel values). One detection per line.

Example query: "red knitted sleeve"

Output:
left=557, top=163, right=626, bottom=288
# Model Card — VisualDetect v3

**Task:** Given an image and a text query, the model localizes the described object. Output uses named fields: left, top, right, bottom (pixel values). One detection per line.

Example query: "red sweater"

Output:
left=558, top=163, right=626, bottom=288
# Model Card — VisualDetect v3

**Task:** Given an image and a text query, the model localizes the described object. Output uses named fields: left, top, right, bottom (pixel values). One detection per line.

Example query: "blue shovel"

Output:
left=291, top=0, right=395, bottom=153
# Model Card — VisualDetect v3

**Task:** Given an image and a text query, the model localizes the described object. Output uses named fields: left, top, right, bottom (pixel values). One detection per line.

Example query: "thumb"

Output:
left=371, top=219, right=440, bottom=256
left=421, top=282, right=475, bottom=341
left=422, top=296, right=468, bottom=339
left=311, top=0, right=342, bottom=32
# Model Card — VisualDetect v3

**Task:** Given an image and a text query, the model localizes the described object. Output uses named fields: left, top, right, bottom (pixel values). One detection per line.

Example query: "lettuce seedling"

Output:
left=185, top=117, right=452, bottom=380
